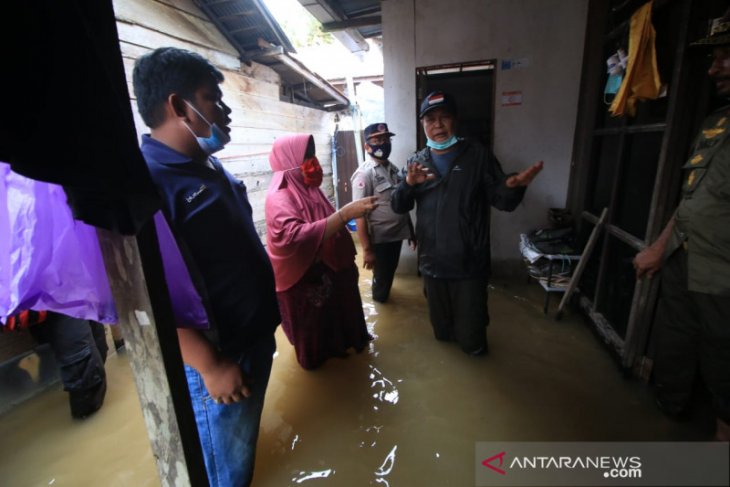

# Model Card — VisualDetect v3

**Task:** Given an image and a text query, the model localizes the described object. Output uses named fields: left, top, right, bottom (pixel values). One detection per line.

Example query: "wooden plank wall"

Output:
left=114, top=0, right=336, bottom=237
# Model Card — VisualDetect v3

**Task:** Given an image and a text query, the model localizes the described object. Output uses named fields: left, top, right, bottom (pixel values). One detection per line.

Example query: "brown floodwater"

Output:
left=0, top=259, right=710, bottom=486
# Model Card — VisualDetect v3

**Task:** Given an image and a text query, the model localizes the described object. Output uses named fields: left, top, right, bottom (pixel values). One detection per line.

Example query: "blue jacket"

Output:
left=141, top=136, right=279, bottom=354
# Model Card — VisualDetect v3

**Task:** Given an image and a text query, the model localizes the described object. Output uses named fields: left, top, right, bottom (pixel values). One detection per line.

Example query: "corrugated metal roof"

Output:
left=296, top=0, right=381, bottom=54
left=196, top=0, right=295, bottom=55
left=333, top=0, right=381, bottom=37
left=195, top=0, right=349, bottom=111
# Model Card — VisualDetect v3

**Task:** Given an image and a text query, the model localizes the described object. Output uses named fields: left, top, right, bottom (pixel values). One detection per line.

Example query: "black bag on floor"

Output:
left=527, top=227, right=577, bottom=255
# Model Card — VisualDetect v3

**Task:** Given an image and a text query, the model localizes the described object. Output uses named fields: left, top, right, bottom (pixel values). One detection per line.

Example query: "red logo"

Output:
left=428, top=93, right=444, bottom=105
left=482, top=451, right=507, bottom=475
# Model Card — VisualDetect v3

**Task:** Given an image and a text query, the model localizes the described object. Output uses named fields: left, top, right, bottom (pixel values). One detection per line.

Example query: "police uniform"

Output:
left=653, top=106, right=730, bottom=422
left=351, top=156, right=412, bottom=302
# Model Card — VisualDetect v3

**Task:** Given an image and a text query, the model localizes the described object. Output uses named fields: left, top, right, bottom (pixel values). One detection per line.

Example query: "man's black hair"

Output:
left=133, top=47, right=224, bottom=128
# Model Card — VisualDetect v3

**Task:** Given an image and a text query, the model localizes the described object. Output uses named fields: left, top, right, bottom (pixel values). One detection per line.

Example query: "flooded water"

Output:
left=0, top=352, right=158, bottom=486
left=0, top=265, right=710, bottom=486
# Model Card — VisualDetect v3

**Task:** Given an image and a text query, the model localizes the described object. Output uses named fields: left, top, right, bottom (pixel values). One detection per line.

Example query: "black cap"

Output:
left=691, top=8, right=730, bottom=47
left=419, top=91, right=457, bottom=119
left=364, top=122, right=395, bottom=140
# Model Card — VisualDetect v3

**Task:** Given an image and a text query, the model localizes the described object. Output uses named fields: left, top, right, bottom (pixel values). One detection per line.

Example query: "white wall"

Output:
left=114, top=0, right=336, bottom=237
left=383, top=0, right=588, bottom=271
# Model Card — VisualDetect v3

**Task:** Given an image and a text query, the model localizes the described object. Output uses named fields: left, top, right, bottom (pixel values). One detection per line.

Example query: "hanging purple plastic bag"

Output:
left=1, top=163, right=117, bottom=323
left=1, top=163, right=209, bottom=329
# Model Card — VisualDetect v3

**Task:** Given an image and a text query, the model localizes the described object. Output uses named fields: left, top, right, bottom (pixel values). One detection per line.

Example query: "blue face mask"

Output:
left=604, top=51, right=625, bottom=104
left=426, top=135, right=459, bottom=150
left=604, top=73, right=623, bottom=96
left=367, top=141, right=392, bottom=160
left=183, top=100, right=231, bottom=155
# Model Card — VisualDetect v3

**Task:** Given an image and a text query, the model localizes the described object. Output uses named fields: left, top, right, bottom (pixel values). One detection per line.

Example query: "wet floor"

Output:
left=0, top=260, right=711, bottom=486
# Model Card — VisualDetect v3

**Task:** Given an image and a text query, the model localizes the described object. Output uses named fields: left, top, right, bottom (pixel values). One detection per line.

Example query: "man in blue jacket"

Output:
left=392, top=91, right=542, bottom=356
left=133, top=47, right=280, bottom=487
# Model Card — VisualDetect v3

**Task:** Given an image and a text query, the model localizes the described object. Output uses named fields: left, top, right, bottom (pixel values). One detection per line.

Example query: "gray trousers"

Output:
left=653, top=248, right=730, bottom=422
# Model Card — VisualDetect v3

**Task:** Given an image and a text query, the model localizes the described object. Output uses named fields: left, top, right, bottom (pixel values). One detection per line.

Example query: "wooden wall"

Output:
left=114, top=0, right=336, bottom=237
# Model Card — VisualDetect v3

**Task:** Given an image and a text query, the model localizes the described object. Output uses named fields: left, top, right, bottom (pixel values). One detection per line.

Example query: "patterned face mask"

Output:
left=367, top=140, right=392, bottom=160
left=301, top=156, right=323, bottom=187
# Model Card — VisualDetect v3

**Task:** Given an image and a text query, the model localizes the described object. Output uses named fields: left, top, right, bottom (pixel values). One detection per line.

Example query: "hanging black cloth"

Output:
left=0, top=0, right=159, bottom=234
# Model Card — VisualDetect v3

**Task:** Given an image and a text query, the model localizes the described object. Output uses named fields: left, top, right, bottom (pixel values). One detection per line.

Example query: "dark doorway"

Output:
left=415, top=60, right=496, bottom=149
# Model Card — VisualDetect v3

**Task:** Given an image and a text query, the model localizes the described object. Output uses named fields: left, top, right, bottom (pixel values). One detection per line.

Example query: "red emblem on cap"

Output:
left=428, top=93, right=444, bottom=105
left=378, top=124, right=386, bottom=132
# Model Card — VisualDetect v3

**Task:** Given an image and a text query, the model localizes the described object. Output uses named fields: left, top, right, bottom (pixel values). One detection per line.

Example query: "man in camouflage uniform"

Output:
left=633, top=10, right=730, bottom=441
left=351, top=123, right=414, bottom=303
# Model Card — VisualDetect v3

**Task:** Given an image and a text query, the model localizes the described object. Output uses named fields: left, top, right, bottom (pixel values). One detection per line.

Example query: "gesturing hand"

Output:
left=406, top=163, right=435, bottom=186
left=506, top=160, right=544, bottom=188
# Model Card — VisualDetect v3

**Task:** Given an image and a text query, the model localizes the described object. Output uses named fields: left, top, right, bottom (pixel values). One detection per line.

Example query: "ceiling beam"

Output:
left=218, top=10, right=257, bottom=21
left=321, top=16, right=381, bottom=32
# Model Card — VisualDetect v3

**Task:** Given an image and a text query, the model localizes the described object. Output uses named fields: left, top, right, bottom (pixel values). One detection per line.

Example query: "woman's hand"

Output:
left=341, top=196, right=378, bottom=220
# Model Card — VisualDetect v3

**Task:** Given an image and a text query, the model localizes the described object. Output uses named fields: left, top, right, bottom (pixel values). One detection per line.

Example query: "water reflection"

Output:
left=363, top=301, right=379, bottom=336
left=291, top=468, right=335, bottom=483
left=374, top=444, right=397, bottom=484
left=362, top=300, right=379, bottom=321
left=369, top=365, right=401, bottom=406
left=18, top=353, right=41, bottom=382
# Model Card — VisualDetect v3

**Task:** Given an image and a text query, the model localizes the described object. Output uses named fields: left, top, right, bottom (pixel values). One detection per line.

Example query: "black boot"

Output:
left=69, top=378, right=107, bottom=419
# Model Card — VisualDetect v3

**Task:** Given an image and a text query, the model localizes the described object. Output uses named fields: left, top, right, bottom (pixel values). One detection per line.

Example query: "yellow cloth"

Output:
left=609, top=1, right=662, bottom=117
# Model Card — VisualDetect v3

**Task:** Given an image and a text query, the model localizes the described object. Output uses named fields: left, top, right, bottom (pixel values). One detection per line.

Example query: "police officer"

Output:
left=351, top=123, right=415, bottom=303
left=633, top=9, right=730, bottom=441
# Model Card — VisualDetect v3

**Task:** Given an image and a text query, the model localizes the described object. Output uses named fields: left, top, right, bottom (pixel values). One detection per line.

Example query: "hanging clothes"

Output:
left=0, top=0, right=159, bottom=235
left=609, top=1, right=663, bottom=117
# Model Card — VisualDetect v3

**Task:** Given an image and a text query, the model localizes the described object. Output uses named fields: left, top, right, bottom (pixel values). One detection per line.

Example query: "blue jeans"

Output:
left=184, top=333, right=276, bottom=487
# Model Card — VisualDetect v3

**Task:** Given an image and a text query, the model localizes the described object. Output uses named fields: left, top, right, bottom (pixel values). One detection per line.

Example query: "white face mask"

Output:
left=183, top=100, right=231, bottom=155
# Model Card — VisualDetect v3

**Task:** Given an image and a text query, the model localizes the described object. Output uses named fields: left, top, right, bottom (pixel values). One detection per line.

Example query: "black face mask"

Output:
left=367, top=141, right=392, bottom=160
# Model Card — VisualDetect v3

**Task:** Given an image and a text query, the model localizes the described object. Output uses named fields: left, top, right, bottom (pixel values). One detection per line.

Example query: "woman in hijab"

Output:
left=266, top=134, right=377, bottom=370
